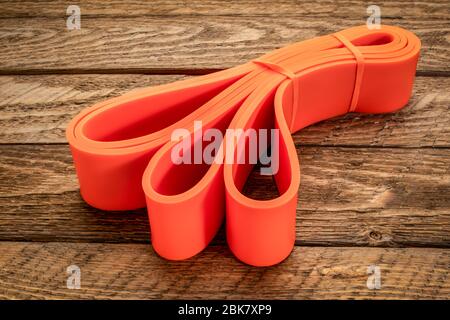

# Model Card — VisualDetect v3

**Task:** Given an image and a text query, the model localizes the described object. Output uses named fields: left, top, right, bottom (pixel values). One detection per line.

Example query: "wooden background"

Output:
left=0, top=0, right=449, bottom=299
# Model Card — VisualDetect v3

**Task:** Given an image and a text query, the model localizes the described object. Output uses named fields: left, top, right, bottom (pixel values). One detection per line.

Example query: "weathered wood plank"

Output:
left=0, top=74, right=186, bottom=143
left=0, top=75, right=448, bottom=146
left=1, top=0, right=448, bottom=19
left=0, top=242, right=448, bottom=299
left=0, top=144, right=448, bottom=246
left=0, top=17, right=447, bottom=73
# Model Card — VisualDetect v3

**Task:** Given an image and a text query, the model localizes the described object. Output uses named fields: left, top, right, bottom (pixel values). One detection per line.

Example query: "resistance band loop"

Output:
left=252, top=58, right=301, bottom=130
left=332, top=32, right=365, bottom=112
left=66, top=25, right=420, bottom=266
left=252, top=59, right=298, bottom=80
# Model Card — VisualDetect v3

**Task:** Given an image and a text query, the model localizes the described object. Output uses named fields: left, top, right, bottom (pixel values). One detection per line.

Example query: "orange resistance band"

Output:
left=66, top=25, right=421, bottom=266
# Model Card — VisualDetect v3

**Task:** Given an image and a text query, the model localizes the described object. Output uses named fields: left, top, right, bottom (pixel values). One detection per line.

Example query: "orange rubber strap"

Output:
left=332, top=32, right=365, bottom=112
left=66, top=25, right=420, bottom=266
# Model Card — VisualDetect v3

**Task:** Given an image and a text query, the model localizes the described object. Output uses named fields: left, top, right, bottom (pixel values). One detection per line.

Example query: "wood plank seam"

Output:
left=0, top=70, right=449, bottom=77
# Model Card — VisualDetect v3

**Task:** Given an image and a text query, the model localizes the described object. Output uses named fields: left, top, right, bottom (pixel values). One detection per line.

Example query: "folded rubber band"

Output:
left=66, top=25, right=420, bottom=266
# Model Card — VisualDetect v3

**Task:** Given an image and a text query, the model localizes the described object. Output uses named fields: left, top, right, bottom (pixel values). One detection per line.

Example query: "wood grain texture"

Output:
left=0, top=17, right=447, bottom=73
left=1, top=144, right=448, bottom=246
left=0, top=242, right=448, bottom=299
left=0, top=75, right=448, bottom=146
left=0, top=0, right=448, bottom=300
left=1, top=0, right=449, bottom=19
left=0, top=74, right=186, bottom=143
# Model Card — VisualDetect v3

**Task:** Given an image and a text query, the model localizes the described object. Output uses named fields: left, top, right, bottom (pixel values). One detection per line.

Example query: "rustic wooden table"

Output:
left=0, top=1, right=448, bottom=299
